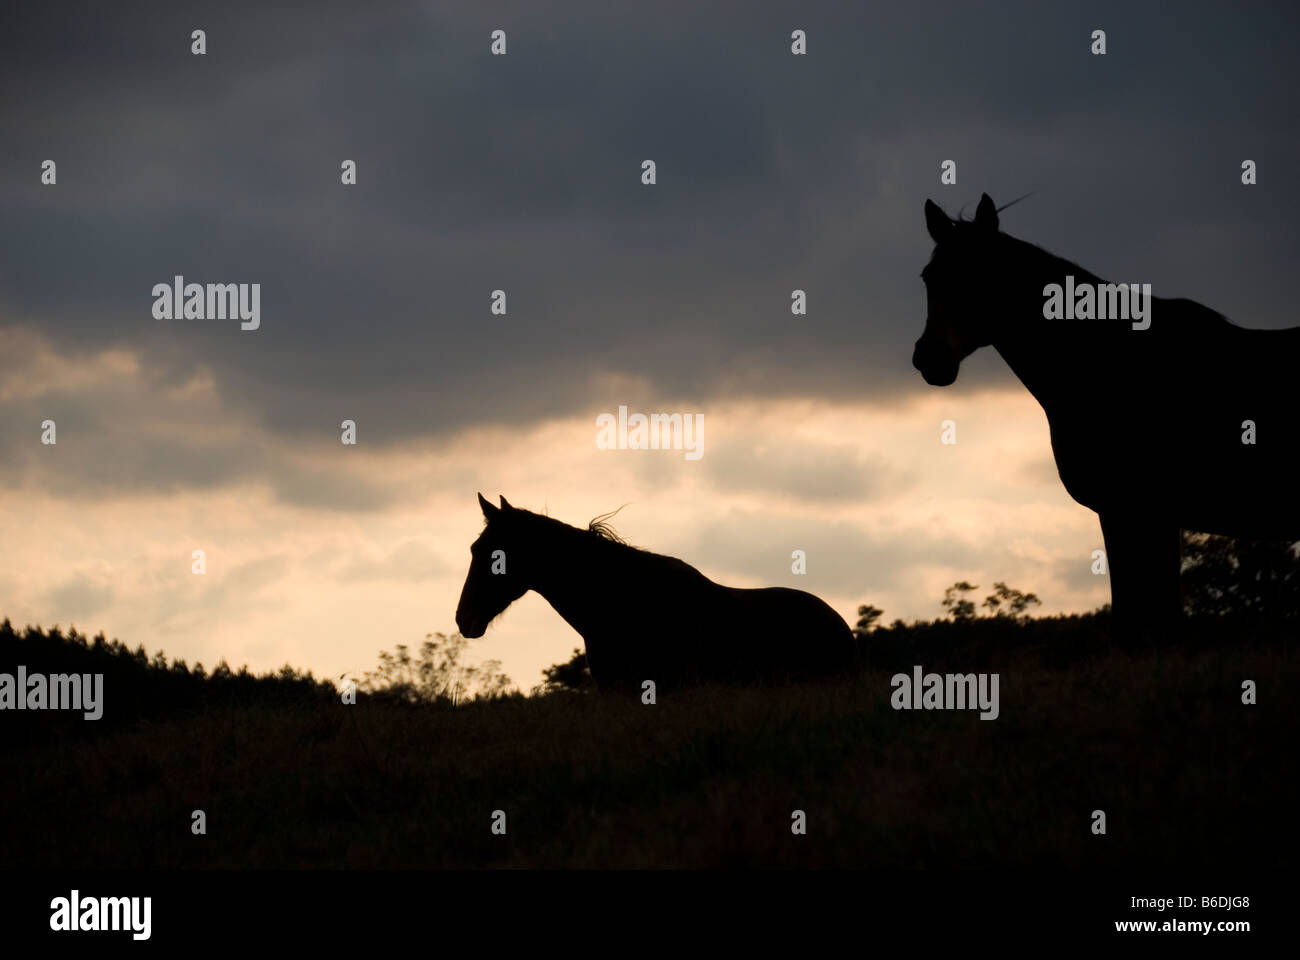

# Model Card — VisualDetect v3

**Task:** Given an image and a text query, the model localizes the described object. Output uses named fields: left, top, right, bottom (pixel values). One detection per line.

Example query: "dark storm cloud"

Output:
left=0, top=356, right=407, bottom=509
left=2, top=0, right=1297, bottom=449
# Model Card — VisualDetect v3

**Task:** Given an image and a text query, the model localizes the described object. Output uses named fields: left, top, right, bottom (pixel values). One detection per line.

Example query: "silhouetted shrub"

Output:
left=356, top=633, right=514, bottom=704
left=539, top=647, right=592, bottom=693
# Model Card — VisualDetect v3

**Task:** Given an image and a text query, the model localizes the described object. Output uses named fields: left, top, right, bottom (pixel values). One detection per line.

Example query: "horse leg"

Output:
left=1098, top=511, right=1181, bottom=640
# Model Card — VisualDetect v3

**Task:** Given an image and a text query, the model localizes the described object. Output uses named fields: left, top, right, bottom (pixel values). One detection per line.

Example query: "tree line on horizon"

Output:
left=3, top=531, right=1295, bottom=712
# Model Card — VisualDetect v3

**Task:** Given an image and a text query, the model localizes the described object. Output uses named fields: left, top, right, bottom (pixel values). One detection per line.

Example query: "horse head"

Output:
left=913, top=193, right=1006, bottom=386
left=455, top=493, right=530, bottom=638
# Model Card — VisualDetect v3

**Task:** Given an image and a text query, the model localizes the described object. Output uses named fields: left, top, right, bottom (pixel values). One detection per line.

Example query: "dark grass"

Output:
left=2, top=614, right=1294, bottom=869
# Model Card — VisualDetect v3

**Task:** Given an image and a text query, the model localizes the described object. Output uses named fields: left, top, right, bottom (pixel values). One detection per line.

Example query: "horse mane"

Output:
left=928, top=209, right=1235, bottom=333
left=582, top=510, right=704, bottom=579
left=942, top=197, right=1230, bottom=319
left=501, top=503, right=645, bottom=552
left=1008, top=236, right=1104, bottom=285
left=924, top=220, right=1106, bottom=292
left=482, top=501, right=721, bottom=602
left=587, top=510, right=630, bottom=545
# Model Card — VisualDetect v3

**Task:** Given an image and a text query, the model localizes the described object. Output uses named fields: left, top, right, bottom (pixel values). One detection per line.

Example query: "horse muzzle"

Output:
left=912, top=339, right=959, bottom=386
left=455, top=611, right=485, bottom=639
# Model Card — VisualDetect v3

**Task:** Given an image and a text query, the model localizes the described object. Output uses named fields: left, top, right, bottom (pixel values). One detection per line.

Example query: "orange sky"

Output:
left=0, top=328, right=1109, bottom=691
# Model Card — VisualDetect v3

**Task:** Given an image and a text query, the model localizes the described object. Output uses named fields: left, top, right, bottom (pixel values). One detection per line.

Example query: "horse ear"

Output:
left=975, top=193, right=999, bottom=231
left=478, top=492, right=499, bottom=520
left=924, top=199, right=953, bottom=243
left=499, top=495, right=513, bottom=511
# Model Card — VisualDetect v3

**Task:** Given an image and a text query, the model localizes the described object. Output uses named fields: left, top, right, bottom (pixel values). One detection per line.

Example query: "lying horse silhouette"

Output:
left=914, top=194, right=1300, bottom=629
left=455, top=494, right=857, bottom=687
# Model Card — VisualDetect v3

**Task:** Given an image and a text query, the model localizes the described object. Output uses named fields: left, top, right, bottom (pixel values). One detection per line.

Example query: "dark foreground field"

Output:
left=2, top=616, right=1295, bottom=869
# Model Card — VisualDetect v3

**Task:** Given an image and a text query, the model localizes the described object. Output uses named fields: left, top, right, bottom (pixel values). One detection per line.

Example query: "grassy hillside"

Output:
left=2, top=613, right=1294, bottom=869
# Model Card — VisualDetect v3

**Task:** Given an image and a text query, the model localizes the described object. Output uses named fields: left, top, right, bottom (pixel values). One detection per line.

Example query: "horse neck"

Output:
left=989, top=237, right=1119, bottom=416
left=526, top=526, right=614, bottom=637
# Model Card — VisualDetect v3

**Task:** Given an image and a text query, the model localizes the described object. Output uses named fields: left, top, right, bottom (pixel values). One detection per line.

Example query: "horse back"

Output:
left=1045, top=299, right=1300, bottom=536
left=716, top=585, right=856, bottom=678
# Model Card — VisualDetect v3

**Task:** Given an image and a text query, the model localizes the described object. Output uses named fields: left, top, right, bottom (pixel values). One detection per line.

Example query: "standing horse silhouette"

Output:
left=455, top=494, right=857, bottom=687
left=913, top=194, right=1300, bottom=630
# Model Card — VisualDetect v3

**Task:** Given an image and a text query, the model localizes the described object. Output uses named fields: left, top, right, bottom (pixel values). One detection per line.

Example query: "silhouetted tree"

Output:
left=359, top=633, right=514, bottom=704
left=0, top=619, right=336, bottom=739
left=982, top=581, right=1041, bottom=619
left=942, top=581, right=979, bottom=621
left=854, top=604, right=884, bottom=639
left=1181, top=531, right=1300, bottom=620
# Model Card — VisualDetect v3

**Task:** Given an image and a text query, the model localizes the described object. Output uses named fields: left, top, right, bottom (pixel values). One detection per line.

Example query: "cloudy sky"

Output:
left=2, top=1, right=1297, bottom=689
